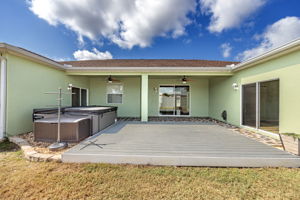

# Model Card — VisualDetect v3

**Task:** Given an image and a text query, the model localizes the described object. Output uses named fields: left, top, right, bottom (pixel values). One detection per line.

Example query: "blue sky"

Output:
left=1, top=0, right=300, bottom=61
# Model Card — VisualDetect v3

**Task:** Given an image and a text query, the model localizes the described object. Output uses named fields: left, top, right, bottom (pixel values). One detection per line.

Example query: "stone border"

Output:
left=8, top=136, right=61, bottom=162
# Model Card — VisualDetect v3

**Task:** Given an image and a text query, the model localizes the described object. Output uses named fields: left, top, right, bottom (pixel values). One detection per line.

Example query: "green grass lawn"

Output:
left=0, top=140, right=300, bottom=200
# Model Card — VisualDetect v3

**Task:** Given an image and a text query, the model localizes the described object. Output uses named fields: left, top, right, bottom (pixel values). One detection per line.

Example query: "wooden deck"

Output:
left=62, top=122, right=300, bottom=167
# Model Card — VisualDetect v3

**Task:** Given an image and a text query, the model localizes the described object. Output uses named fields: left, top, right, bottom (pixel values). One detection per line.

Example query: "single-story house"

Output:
left=0, top=39, right=300, bottom=140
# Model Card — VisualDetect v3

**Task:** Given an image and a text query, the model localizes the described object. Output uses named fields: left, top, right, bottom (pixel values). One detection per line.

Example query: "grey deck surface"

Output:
left=62, top=122, right=300, bottom=167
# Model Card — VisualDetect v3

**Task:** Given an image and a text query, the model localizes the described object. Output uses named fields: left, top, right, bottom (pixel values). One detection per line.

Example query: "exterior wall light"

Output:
left=67, top=83, right=73, bottom=91
left=232, top=83, right=239, bottom=90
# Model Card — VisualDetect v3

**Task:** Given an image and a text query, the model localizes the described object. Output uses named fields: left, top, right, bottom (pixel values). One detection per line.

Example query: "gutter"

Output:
left=0, top=43, right=68, bottom=71
left=0, top=54, right=7, bottom=140
left=232, top=38, right=300, bottom=72
left=65, top=66, right=233, bottom=73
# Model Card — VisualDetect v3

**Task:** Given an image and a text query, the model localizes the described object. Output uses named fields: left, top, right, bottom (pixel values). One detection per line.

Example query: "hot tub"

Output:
left=33, top=106, right=118, bottom=136
left=64, top=106, right=117, bottom=134
left=34, top=115, right=91, bottom=142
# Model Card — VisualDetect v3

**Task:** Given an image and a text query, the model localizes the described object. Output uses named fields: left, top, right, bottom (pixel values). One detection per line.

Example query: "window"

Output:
left=107, top=84, right=123, bottom=104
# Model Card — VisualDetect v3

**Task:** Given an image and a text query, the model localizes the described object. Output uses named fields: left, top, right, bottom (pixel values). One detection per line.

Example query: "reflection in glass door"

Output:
left=159, top=86, right=175, bottom=115
left=159, top=86, right=190, bottom=116
left=259, top=80, right=279, bottom=133
left=175, top=86, right=190, bottom=115
left=242, top=80, right=279, bottom=133
left=242, top=83, right=257, bottom=127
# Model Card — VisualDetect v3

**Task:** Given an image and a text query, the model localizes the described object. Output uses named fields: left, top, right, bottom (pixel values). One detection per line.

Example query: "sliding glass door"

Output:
left=259, top=80, right=279, bottom=133
left=242, top=83, right=257, bottom=127
left=159, top=86, right=190, bottom=116
left=159, top=86, right=175, bottom=115
left=242, top=80, right=279, bottom=133
left=72, top=87, right=88, bottom=107
left=175, top=86, right=190, bottom=115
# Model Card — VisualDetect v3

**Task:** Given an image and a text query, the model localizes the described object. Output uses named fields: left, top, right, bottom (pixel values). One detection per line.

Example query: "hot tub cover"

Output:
left=35, top=115, right=89, bottom=123
left=64, top=106, right=117, bottom=114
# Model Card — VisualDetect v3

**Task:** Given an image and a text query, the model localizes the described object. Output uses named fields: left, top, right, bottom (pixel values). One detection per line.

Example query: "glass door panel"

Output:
left=72, top=87, right=80, bottom=107
left=81, top=89, right=87, bottom=106
left=159, top=86, right=175, bottom=115
left=242, top=83, right=257, bottom=127
left=259, top=80, right=279, bottom=133
left=175, top=86, right=190, bottom=116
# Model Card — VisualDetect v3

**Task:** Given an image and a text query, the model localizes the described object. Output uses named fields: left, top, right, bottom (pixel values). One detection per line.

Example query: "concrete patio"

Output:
left=62, top=122, right=300, bottom=167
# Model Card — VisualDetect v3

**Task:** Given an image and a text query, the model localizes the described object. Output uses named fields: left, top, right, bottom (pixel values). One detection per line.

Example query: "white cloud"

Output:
left=29, top=0, right=196, bottom=49
left=220, top=43, right=232, bottom=58
left=73, top=48, right=113, bottom=60
left=238, top=16, right=300, bottom=61
left=200, top=0, right=266, bottom=33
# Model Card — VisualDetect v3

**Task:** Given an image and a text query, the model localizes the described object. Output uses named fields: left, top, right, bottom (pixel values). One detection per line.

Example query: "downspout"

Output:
left=0, top=54, right=7, bottom=140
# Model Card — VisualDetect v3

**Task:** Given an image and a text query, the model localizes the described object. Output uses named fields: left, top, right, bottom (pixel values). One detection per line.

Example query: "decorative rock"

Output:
left=8, top=136, right=62, bottom=162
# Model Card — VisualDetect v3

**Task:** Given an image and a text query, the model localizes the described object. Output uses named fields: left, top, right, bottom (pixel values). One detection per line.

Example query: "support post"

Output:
left=141, top=74, right=148, bottom=122
left=0, top=57, right=7, bottom=140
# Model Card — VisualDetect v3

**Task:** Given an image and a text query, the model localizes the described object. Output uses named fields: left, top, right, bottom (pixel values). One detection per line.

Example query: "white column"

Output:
left=0, top=57, right=7, bottom=140
left=141, top=74, right=148, bottom=122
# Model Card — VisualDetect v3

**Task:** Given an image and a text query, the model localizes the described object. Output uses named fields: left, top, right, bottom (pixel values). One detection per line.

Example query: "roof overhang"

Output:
left=232, top=38, right=300, bottom=72
left=0, top=43, right=67, bottom=71
left=65, top=66, right=233, bottom=76
left=1, top=38, right=300, bottom=74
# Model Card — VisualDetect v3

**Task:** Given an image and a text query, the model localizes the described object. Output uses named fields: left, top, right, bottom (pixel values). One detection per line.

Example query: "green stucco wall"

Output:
left=6, top=54, right=90, bottom=136
left=88, top=76, right=209, bottom=118
left=89, top=76, right=141, bottom=117
left=209, top=50, right=300, bottom=134
left=4, top=48, right=300, bottom=136
left=148, top=77, right=209, bottom=117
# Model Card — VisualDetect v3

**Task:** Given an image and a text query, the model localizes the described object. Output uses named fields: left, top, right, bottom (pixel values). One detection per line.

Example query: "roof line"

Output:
left=1, top=38, right=300, bottom=73
left=0, top=43, right=67, bottom=70
left=232, top=37, right=300, bottom=71
left=65, top=66, right=232, bottom=72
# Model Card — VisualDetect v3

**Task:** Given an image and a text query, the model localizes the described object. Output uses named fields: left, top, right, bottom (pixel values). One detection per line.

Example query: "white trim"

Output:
left=241, top=125, right=279, bottom=139
left=66, top=66, right=233, bottom=72
left=233, top=38, right=300, bottom=72
left=158, top=84, right=191, bottom=117
left=0, top=43, right=67, bottom=71
left=239, top=83, right=243, bottom=126
left=256, top=82, right=260, bottom=129
left=0, top=56, right=7, bottom=140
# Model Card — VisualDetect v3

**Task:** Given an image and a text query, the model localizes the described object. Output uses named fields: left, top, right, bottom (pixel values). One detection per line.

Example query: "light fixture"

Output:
left=67, top=83, right=73, bottom=91
left=182, top=76, right=187, bottom=84
left=232, top=83, right=239, bottom=90
left=107, top=75, right=113, bottom=83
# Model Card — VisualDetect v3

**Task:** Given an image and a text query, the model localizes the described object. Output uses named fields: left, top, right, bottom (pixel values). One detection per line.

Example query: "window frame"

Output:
left=240, top=78, right=280, bottom=136
left=106, top=83, right=124, bottom=104
left=71, top=86, right=89, bottom=107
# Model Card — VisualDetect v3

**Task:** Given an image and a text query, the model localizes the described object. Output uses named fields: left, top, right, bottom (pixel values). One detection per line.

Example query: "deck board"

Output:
left=63, top=122, right=300, bottom=167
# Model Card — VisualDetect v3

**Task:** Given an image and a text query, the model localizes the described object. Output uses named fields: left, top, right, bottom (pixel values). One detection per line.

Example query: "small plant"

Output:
left=281, top=133, right=300, bottom=139
left=0, top=138, right=19, bottom=152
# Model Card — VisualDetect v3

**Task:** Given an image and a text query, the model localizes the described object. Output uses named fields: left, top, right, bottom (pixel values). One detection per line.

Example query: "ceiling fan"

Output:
left=181, top=76, right=192, bottom=84
left=107, top=75, right=121, bottom=83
